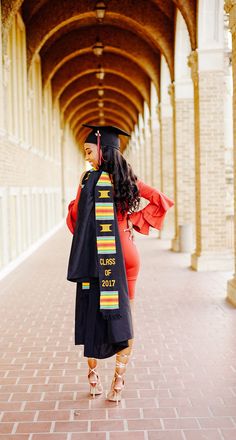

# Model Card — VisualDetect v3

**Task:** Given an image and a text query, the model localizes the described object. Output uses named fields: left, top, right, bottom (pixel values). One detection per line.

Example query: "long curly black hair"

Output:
left=100, top=146, right=140, bottom=216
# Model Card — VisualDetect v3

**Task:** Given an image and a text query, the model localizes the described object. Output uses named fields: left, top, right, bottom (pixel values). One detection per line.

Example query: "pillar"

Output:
left=138, top=114, right=145, bottom=181
left=225, top=0, right=236, bottom=305
left=171, top=79, right=195, bottom=252
left=0, top=4, right=5, bottom=136
left=150, top=83, right=161, bottom=190
left=132, top=125, right=140, bottom=178
left=171, top=10, right=195, bottom=253
left=143, top=101, right=152, bottom=185
left=60, top=119, right=66, bottom=218
left=159, top=56, right=175, bottom=239
left=188, top=0, right=233, bottom=270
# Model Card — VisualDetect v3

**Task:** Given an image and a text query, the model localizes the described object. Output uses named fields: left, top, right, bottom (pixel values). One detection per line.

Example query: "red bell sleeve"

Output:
left=66, top=185, right=81, bottom=234
left=129, top=180, right=174, bottom=235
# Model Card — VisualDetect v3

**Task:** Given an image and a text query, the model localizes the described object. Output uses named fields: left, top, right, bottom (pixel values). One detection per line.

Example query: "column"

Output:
left=60, top=120, right=66, bottom=218
left=134, top=126, right=141, bottom=178
left=130, top=125, right=140, bottom=178
left=188, top=4, right=233, bottom=270
left=225, top=0, right=236, bottom=305
left=150, top=83, right=161, bottom=189
left=0, top=5, right=5, bottom=136
left=156, top=103, right=163, bottom=192
left=151, top=111, right=161, bottom=190
left=159, top=56, right=175, bottom=239
left=168, top=83, right=178, bottom=246
left=143, top=102, right=152, bottom=185
left=159, top=100, right=175, bottom=238
left=171, top=78, right=195, bottom=252
left=140, top=129, right=146, bottom=182
left=138, top=115, right=145, bottom=181
left=171, top=10, right=195, bottom=253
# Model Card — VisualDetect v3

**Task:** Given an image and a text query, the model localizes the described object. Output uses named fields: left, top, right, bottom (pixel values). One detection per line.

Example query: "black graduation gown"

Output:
left=67, top=170, right=133, bottom=359
left=75, top=280, right=131, bottom=358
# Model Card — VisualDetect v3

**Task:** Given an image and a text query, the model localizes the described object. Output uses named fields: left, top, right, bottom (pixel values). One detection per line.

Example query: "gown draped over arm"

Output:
left=66, top=185, right=81, bottom=234
left=128, top=180, right=174, bottom=235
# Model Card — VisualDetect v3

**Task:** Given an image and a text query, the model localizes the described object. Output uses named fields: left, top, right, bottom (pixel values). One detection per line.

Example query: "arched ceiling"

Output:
left=70, top=101, right=134, bottom=132
left=1, top=0, right=197, bottom=149
left=64, top=91, right=139, bottom=126
left=50, top=52, right=150, bottom=103
left=60, top=73, right=144, bottom=113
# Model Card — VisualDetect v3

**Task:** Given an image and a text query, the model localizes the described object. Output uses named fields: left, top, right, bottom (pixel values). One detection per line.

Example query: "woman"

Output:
left=66, top=124, right=174, bottom=403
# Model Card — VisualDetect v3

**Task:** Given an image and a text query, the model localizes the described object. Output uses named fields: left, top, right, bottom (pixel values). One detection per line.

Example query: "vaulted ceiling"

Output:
left=1, top=0, right=196, bottom=148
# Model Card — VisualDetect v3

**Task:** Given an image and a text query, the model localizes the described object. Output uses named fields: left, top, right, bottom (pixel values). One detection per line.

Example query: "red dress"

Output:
left=66, top=180, right=174, bottom=300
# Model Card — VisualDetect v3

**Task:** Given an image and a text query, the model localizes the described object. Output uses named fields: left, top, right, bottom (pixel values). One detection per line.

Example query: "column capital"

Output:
left=225, top=0, right=236, bottom=14
left=225, top=0, right=236, bottom=33
left=187, top=50, right=198, bottom=86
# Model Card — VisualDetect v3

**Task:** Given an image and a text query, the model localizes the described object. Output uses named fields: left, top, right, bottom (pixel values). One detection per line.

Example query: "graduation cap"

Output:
left=82, top=124, right=130, bottom=150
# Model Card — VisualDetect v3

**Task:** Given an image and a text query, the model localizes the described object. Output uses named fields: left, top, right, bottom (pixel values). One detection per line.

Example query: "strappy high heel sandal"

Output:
left=107, top=353, right=129, bottom=404
left=88, top=367, right=103, bottom=398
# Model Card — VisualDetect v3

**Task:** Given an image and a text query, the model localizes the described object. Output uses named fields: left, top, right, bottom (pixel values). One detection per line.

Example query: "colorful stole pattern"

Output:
left=67, top=168, right=132, bottom=323
left=95, top=172, right=120, bottom=313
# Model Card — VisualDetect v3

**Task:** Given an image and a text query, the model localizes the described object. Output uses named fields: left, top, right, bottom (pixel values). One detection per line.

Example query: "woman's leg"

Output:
left=115, top=298, right=134, bottom=371
left=87, top=357, right=103, bottom=397
left=88, top=357, right=97, bottom=369
left=108, top=299, right=134, bottom=402
left=87, top=357, right=97, bottom=384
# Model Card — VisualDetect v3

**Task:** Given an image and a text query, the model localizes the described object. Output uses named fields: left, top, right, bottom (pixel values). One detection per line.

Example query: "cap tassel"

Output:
left=95, top=130, right=103, bottom=166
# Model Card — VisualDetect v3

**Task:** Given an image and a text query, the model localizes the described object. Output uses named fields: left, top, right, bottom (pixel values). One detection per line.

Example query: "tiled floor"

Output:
left=0, top=226, right=236, bottom=440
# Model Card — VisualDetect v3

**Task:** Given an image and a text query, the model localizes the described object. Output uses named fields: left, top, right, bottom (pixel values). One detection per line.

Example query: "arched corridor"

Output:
left=1, top=0, right=236, bottom=436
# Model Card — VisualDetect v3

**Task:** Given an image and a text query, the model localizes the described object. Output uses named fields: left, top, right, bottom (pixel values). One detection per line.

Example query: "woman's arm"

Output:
left=66, top=171, right=87, bottom=234
left=128, top=180, right=174, bottom=235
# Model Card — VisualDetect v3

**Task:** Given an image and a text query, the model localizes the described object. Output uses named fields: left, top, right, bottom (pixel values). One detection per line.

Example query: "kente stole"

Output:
left=94, top=171, right=120, bottom=316
left=67, top=169, right=129, bottom=320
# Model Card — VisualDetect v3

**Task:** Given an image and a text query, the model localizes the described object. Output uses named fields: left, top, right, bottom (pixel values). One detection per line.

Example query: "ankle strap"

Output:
left=116, top=353, right=130, bottom=369
left=88, top=367, right=97, bottom=376
left=117, top=353, right=130, bottom=360
left=114, top=369, right=125, bottom=379
left=116, top=360, right=126, bottom=369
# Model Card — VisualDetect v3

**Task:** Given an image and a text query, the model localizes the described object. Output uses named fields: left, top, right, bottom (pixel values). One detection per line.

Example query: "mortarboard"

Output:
left=82, top=124, right=130, bottom=150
